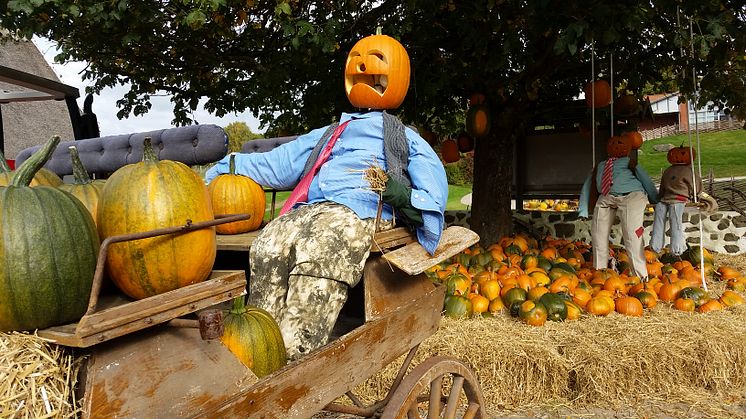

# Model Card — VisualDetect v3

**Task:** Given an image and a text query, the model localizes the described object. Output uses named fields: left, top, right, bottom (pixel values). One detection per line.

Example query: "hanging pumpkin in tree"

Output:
left=465, top=103, right=491, bottom=139
left=667, top=145, right=695, bottom=165
left=584, top=79, right=611, bottom=108
left=344, top=29, right=410, bottom=110
left=0, top=136, right=99, bottom=331
left=97, top=138, right=217, bottom=300
left=440, top=138, right=460, bottom=163
left=208, top=153, right=266, bottom=234
left=606, top=135, right=631, bottom=158
left=456, top=132, right=475, bottom=153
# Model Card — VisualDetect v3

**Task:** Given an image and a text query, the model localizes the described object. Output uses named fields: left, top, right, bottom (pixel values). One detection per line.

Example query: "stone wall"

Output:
left=444, top=209, right=746, bottom=255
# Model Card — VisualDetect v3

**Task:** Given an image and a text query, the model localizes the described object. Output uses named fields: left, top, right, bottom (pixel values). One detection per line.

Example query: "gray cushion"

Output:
left=240, top=136, right=298, bottom=154
left=15, top=124, right=228, bottom=176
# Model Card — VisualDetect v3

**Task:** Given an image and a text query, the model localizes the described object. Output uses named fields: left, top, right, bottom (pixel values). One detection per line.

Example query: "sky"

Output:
left=33, top=37, right=263, bottom=137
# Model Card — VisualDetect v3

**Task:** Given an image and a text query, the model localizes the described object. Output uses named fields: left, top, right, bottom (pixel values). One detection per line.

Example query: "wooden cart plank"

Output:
left=370, top=227, right=416, bottom=253
left=216, top=230, right=262, bottom=251
left=37, top=270, right=246, bottom=348
left=80, top=326, right=259, bottom=418
left=382, top=226, right=480, bottom=275
left=201, top=275, right=445, bottom=419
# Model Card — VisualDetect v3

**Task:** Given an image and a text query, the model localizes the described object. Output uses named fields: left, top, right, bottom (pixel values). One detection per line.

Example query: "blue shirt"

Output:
left=205, top=111, right=449, bottom=254
left=577, top=157, right=659, bottom=217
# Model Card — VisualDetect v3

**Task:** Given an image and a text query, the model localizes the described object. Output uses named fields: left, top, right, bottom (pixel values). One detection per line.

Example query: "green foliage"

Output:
left=443, top=153, right=474, bottom=186
left=224, top=121, right=262, bottom=152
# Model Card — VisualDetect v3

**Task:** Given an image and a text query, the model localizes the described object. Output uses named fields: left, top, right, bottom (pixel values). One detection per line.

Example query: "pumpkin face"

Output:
left=208, top=154, right=266, bottom=234
left=0, top=136, right=99, bottom=331
left=584, top=79, right=611, bottom=108
left=344, top=33, right=410, bottom=109
left=221, top=297, right=287, bottom=378
left=667, top=145, right=694, bottom=165
left=606, top=135, right=631, bottom=158
left=98, top=138, right=217, bottom=300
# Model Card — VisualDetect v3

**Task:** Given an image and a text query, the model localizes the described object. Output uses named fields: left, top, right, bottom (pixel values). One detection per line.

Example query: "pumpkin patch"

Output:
left=428, top=232, right=745, bottom=326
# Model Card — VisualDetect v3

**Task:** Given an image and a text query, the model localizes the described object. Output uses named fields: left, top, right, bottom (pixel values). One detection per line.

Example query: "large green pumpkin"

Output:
left=97, top=138, right=217, bottom=300
left=220, top=297, right=287, bottom=378
left=0, top=136, right=100, bottom=331
left=58, top=146, right=105, bottom=229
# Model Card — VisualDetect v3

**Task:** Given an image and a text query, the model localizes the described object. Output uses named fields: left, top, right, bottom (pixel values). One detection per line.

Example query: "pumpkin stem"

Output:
left=229, top=153, right=236, bottom=175
left=11, top=135, right=60, bottom=187
left=69, top=146, right=93, bottom=184
left=0, top=148, right=10, bottom=172
left=375, top=26, right=382, bottom=35
left=229, top=296, right=247, bottom=314
left=143, top=137, right=158, bottom=162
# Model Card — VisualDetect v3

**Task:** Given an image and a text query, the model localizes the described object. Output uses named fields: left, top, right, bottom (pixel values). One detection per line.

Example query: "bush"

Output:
left=444, top=153, right=474, bottom=185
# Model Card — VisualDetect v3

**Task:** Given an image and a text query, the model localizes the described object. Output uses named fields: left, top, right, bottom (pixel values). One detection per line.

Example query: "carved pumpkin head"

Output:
left=606, top=135, right=631, bottom=158
left=667, top=145, right=695, bottom=165
left=344, top=32, right=410, bottom=110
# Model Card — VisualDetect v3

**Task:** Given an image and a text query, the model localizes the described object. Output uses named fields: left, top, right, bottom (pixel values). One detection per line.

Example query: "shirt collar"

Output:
left=340, top=111, right=383, bottom=122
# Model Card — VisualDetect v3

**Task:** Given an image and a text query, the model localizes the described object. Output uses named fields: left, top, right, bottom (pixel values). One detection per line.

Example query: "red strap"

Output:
left=601, top=157, right=616, bottom=195
left=279, top=120, right=351, bottom=215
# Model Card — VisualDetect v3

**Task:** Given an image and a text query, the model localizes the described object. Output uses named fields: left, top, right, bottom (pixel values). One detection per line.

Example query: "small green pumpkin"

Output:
left=0, top=136, right=100, bottom=331
left=58, top=146, right=105, bottom=228
left=539, top=292, right=568, bottom=322
left=220, top=297, right=287, bottom=378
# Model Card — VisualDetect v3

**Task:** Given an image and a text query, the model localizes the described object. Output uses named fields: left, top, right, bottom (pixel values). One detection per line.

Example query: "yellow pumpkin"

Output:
left=208, top=154, right=266, bottom=234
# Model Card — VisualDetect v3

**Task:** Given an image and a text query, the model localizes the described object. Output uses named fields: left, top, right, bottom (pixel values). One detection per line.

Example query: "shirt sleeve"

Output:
left=577, top=170, right=593, bottom=218
left=635, top=165, right=659, bottom=204
left=205, top=128, right=326, bottom=189
left=404, top=127, right=448, bottom=255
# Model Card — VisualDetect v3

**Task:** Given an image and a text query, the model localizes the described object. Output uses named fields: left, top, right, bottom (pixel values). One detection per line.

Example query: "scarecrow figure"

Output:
left=578, top=135, right=659, bottom=280
left=650, top=145, right=718, bottom=256
left=206, top=31, right=448, bottom=360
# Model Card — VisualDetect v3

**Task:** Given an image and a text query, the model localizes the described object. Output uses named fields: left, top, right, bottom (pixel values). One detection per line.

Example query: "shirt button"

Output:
left=321, top=182, right=326, bottom=187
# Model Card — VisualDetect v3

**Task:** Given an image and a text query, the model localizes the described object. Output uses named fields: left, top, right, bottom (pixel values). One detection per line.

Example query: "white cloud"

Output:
left=33, top=37, right=263, bottom=137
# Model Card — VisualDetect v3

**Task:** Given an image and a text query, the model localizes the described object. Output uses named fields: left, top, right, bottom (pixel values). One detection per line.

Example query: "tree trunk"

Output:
left=470, top=106, right=521, bottom=247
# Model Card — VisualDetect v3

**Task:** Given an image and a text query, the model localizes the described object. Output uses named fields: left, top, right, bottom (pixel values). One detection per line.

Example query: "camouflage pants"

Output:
left=248, top=202, right=380, bottom=360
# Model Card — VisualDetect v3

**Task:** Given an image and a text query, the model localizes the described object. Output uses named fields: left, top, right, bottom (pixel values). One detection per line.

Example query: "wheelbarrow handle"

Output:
left=83, top=213, right=250, bottom=317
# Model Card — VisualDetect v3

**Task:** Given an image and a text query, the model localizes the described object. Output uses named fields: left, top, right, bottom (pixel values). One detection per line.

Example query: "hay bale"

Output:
left=0, top=332, right=81, bottom=418
left=354, top=254, right=746, bottom=417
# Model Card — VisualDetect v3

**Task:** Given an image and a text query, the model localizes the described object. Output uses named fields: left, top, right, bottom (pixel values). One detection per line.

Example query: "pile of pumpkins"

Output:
left=522, top=199, right=578, bottom=212
left=428, top=232, right=745, bottom=327
left=0, top=137, right=283, bottom=378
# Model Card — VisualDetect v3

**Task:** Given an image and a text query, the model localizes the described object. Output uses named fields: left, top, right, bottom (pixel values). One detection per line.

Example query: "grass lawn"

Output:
left=638, top=129, right=746, bottom=179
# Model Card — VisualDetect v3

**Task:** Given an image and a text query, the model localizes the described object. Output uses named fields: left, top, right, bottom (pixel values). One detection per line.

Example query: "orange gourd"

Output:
left=208, top=154, right=266, bottom=234
left=440, top=139, right=460, bottom=163
left=615, top=295, right=643, bottom=317
left=584, top=79, right=612, bottom=108
left=667, top=145, right=695, bottom=165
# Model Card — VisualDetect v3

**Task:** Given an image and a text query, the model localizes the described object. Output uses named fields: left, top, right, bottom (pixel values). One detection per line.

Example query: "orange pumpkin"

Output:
left=615, top=295, right=643, bottom=317
left=667, top=145, right=695, bottom=165
left=697, top=299, right=723, bottom=313
left=622, top=131, right=644, bottom=150
left=719, top=290, right=745, bottom=307
left=456, top=132, right=475, bottom=153
left=586, top=296, right=615, bottom=316
left=344, top=30, right=410, bottom=110
left=465, top=104, right=491, bottom=138
left=673, top=297, right=696, bottom=312
left=657, top=281, right=682, bottom=302
left=635, top=291, right=658, bottom=309
left=584, top=79, right=612, bottom=108
left=208, top=154, right=266, bottom=234
left=606, top=135, right=631, bottom=158
left=58, top=146, right=105, bottom=228
left=440, top=139, right=460, bottom=163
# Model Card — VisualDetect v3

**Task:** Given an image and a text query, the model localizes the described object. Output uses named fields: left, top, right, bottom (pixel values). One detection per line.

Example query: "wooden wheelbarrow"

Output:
left=67, top=224, right=486, bottom=418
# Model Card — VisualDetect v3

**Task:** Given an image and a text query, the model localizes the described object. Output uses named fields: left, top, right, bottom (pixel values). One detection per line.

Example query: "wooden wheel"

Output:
left=381, top=356, right=487, bottom=419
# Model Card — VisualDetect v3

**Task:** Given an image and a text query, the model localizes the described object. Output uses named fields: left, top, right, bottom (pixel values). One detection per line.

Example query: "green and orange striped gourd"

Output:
left=0, top=136, right=99, bottom=331
left=97, top=137, right=216, bottom=299
left=220, top=296, right=287, bottom=378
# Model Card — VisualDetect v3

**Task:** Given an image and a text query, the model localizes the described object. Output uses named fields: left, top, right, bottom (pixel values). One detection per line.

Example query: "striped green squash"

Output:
left=220, top=297, right=287, bottom=378
left=0, top=136, right=100, bottom=331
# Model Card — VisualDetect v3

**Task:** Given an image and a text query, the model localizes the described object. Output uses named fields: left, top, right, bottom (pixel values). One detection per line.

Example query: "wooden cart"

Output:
left=42, top=220, right=486, bottom=418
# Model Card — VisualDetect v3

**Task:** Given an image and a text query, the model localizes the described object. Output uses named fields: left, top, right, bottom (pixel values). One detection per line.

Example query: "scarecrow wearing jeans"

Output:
left=578, top=135, right=659, bottom=280
left=206, top=31, right=448, bottom=360
left=650, top=145, right=717, bottom=256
